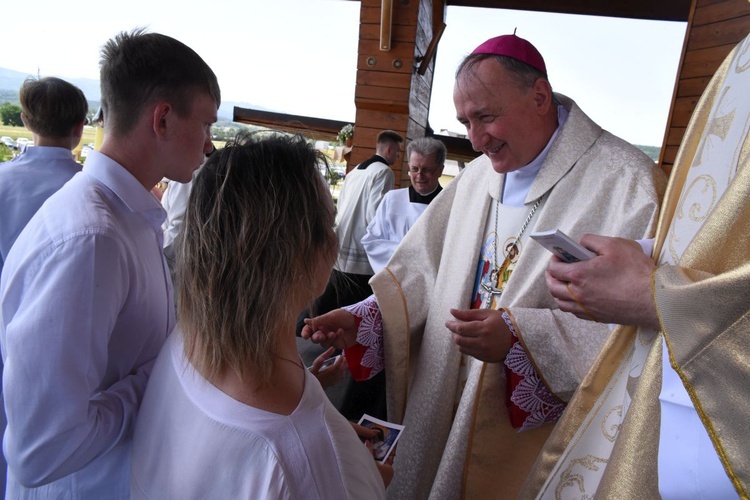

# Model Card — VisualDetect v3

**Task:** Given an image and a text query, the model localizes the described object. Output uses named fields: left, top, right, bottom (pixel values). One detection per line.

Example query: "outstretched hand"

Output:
left=300, top=308, right=358, bottom=350
left=545, top=234, right=659, bottom=328
left=446, top=308, right=514, bottom=363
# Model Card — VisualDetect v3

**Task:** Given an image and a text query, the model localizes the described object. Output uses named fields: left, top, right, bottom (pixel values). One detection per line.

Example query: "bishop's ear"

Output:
left=531, top=78, right=553, bottom=114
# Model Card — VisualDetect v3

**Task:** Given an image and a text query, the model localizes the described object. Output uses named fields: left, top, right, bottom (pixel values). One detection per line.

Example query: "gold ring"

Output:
left=565, top=282, right=598, bottom=322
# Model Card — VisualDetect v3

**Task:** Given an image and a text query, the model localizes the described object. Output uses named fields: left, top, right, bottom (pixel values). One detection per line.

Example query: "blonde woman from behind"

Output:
left=131, top=132, right=386, bottom=499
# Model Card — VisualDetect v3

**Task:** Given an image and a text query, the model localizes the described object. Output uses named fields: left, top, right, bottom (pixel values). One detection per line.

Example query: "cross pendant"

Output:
left=481, top=268, right=502, bottom=308
left=481, top=281, right=502, bottom=308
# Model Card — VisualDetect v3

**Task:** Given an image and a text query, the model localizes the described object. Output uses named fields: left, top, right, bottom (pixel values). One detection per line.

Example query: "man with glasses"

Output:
left=302, top=129, right=402, bottom=325
left=362, top=137, right=445, bottom=274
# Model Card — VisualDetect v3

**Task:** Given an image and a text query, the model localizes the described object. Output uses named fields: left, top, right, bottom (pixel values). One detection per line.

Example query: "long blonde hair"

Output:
left=177, top=132, right=337, bottom=386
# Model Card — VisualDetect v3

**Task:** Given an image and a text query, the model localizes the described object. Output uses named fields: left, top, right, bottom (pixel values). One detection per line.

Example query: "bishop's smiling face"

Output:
left=453, top=58, right=552, bottom=174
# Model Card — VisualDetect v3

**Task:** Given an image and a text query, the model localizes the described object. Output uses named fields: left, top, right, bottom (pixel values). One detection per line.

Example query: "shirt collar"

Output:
left=408, top=184, right=443, bottom=204
left=502, top=104, right=570, bottom=207
left=11, top=146, right=75, bottom=162
left=83, top=151, right=166, bottom=228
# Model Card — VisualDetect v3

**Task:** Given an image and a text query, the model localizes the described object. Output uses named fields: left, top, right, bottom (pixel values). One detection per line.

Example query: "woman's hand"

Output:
left=309, top=347, right=347, bottom=389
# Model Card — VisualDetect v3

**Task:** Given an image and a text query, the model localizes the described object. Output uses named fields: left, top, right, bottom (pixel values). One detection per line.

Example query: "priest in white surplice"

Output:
left=362, top=137, right=446, bottom=274
left=303, top=34, right=667, bottom=499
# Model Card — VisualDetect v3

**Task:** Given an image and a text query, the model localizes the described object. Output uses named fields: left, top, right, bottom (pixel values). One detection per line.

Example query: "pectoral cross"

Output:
left=481, top=268, right=502, bottom=308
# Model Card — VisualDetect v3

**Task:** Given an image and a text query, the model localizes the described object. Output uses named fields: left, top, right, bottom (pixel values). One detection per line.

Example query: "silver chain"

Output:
left=491, top=196, right=542, bottom=274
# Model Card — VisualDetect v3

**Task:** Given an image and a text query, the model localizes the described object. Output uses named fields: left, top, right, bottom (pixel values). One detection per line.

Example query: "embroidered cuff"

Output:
left=343, top=295, right=385, bottom=380
left=502, top=310, right=566, bottom=431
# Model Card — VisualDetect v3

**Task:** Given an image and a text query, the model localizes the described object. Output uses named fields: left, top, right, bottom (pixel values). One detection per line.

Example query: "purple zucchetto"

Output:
left=471, top=34, right=547, bottom=75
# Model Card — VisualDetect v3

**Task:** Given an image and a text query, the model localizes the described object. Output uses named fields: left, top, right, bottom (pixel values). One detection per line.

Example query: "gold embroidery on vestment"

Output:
left=556, top=455, right=608, bottom=500
left=601, top=406, right=623, bottom=442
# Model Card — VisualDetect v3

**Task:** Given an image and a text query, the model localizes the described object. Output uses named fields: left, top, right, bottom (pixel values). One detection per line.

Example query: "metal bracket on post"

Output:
left=380, top=0, right=393, bottom=51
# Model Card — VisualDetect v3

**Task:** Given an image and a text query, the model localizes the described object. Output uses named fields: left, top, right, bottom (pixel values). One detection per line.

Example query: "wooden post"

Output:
left=352, top=0, right=444, bottom=187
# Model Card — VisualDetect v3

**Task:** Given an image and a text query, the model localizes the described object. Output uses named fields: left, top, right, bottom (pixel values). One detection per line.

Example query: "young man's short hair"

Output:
left=376, top=130, right=404, bottom=146
left=99, top=28, right=221, bottom=137
left=19, top=77, right=88, bottom=138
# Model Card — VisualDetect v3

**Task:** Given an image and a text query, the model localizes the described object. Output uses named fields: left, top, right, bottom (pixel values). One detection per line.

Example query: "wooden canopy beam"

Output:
left=445, top=0, right=692, bottom=22
left=233, top=106, right=349, bottom=142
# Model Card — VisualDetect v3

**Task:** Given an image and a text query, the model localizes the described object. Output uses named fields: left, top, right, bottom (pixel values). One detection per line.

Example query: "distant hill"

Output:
left=0, top=67, right=100, bottom=107
left=0, top=66, right=265, bottom=121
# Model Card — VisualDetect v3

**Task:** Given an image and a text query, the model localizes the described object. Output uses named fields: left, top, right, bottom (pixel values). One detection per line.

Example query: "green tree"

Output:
left=0, top=103, right=22, bottom=127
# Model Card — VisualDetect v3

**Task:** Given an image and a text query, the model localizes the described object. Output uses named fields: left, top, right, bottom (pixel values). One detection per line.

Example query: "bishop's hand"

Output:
left=446, top=308, right=514, bottom=363
left=301, top=309, right=358, bottom=350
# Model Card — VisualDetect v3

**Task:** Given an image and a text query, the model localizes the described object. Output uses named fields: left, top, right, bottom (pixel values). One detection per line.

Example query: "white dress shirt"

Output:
left=161, top=162, right=207, bottom=253
left=0, top=151, right=174, bottom=498
left=0, top=146, right=81, bottom=275
left=160, top=170, right=199, bottom=282
left=0, top=146, right=82, bottom=497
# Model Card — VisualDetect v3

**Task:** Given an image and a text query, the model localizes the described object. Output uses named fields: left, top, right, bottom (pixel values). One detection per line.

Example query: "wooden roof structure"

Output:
left=235, top=0, right=750, bottom=186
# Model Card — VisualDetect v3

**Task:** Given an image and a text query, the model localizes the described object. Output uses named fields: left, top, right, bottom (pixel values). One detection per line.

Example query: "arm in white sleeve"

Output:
left=161, top=179, right=193, bottom=254
left=2, top=234, right=149, bottom=487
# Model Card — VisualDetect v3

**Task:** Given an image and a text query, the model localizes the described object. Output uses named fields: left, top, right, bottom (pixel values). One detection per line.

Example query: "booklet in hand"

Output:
left=529, top=229, right=596, bottom=263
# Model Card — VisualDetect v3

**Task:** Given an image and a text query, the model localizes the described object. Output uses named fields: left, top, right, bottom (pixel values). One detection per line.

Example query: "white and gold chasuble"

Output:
left=370, top=93, right=664, bottom=500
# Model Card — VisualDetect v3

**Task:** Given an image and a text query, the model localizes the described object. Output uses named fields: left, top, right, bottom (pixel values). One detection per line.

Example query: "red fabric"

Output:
left=345, top=343, right=373, bottom=381
left=505, top=357, right=532, bottom=428
left=501, top=311, right=566, bottom=430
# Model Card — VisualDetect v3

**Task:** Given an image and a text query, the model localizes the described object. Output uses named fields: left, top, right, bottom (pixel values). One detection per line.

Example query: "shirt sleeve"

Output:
left=361, top=195, right=399, bottom=275
left=2, top=233, right=150, bottom=487
left=162, top=180, right=192, bottom=255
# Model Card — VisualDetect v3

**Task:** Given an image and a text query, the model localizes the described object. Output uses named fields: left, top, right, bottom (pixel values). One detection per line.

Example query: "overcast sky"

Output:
left=0, top=0, right=686, bottom=146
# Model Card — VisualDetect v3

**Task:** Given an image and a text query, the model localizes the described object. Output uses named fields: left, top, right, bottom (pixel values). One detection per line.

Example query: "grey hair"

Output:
left=456, top=53, right=550, bottom=90
left=407, top=137, right=447, bottom=165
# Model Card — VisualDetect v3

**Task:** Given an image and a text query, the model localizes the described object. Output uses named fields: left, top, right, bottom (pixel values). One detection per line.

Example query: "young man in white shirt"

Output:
left=0, top=77, right=88, bottom=275
left=0, top=29, right=220, bottom=499
left=0, top=75, right=88, bottom=498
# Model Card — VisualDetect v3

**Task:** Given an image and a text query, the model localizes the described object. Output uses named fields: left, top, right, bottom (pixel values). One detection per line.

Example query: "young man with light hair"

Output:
left=331, top=129, right=402, bottom=304
left=0, top=75, right=88, bottom=497
left=0, top=77, right=88, bottom=274
left=0, top=29, right=220, bottom=498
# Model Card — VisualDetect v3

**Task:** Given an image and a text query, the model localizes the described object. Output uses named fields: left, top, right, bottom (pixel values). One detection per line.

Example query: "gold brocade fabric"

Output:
left=461, top=317, right=556, bottom=499
left=521, top=34, right=750, bottom=500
